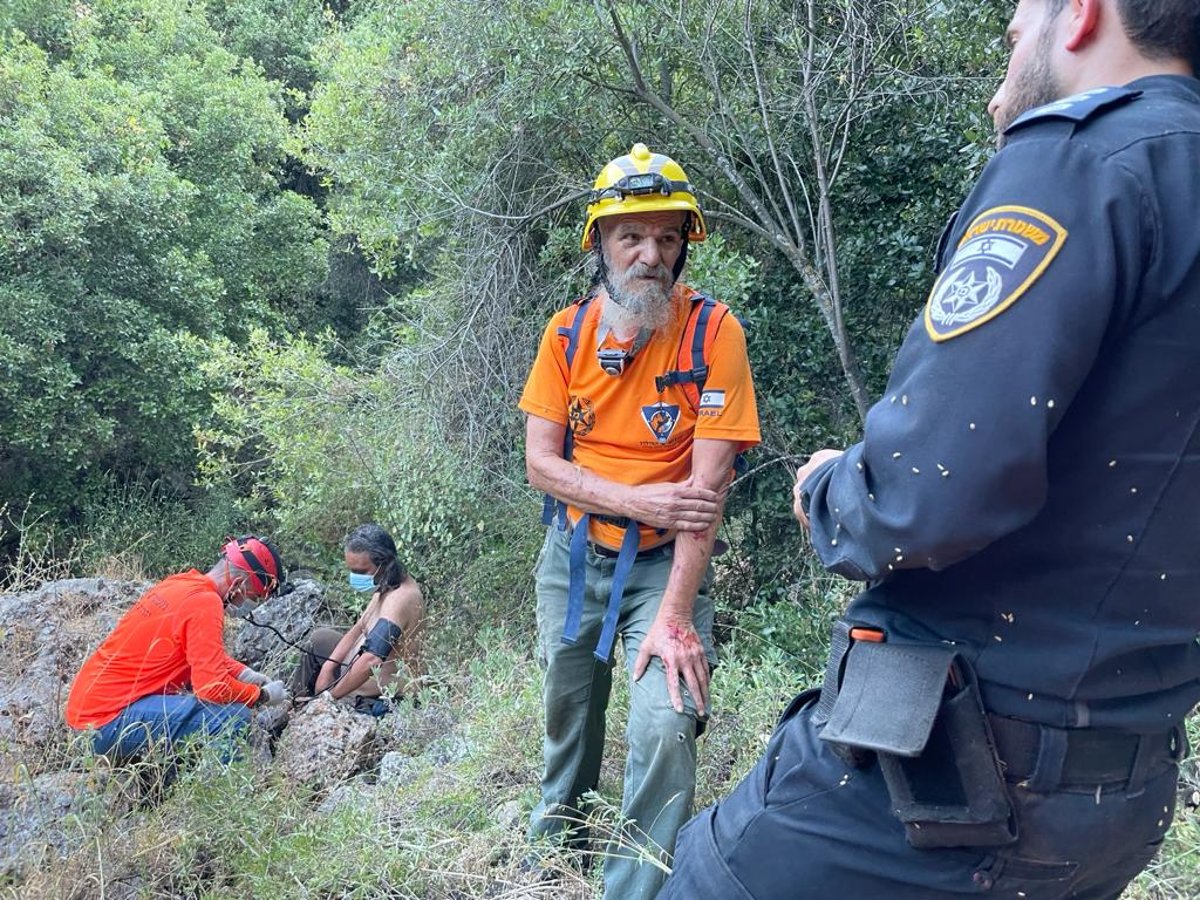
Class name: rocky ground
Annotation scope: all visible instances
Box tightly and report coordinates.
[0,577,511,892]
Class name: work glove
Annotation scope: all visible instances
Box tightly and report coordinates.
[257,680,290,707]
[237,666,271,686]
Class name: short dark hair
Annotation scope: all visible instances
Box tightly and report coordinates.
[1042,0,1197,62]
[1116,0,1199,62]
[344,523,407,591]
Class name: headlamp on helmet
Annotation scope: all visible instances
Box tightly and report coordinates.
[581,143,706,250]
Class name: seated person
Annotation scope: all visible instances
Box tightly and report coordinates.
[291,524,425,712]
[65,535,291,761]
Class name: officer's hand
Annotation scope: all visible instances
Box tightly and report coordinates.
[633,615,710,716]
[237,666,271,687]
[793,449,844,530]
[257,680,290,707]
[625,480,721,532]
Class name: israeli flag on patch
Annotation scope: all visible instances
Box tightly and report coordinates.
[699,390,725,410]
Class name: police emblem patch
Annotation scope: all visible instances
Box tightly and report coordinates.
[641,402,680,444]
[924,205,1067,342]
[568,396,595,436]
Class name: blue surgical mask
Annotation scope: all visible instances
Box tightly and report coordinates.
[348,572,376,593]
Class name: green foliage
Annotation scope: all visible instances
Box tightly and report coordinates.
[0,4,325,538]
[75,476,243,579]
[197,330,526,599]
[205,0,329,100]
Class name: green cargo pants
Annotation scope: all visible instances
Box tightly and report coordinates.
[529,523,717,900]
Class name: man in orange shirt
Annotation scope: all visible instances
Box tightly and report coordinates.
[520,143,760,898]
[66,536,290,761]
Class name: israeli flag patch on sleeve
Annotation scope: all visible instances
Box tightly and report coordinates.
[698,389,726,411]
[924,205,1067,342]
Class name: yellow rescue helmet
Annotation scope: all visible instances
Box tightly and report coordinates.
[581,143,707,250]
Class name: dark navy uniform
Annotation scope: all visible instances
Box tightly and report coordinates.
[663,75,1200,899]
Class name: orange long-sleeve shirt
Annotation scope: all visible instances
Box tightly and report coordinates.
[65,570,260,729]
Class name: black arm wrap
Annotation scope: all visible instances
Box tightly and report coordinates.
[361,617,404,659]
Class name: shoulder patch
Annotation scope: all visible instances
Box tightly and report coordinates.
[924,205,1067,342]
[1006,87,1141,134]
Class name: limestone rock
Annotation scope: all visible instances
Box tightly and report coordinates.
[229,577,328,673]
[0,578,146,769]
[273,696,378,789]
[0,769,106,882]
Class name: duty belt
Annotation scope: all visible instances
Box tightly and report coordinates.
[814,620,1186,792]
[987,714,1186,792]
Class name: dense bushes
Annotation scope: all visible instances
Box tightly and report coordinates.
[1,0,1002,593]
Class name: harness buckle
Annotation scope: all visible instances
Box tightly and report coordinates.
[597,346,629,376]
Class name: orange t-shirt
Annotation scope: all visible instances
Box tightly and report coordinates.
[520,284,761,549]
[65,570,260,729]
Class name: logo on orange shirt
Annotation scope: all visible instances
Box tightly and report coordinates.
[569,396,596,436]
[641,402,680,444]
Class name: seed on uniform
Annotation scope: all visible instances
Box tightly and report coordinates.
[912,467,920,474]
[1131,487,1138,494]
[936,463,946,471]
[1127,535,1134,543]
[868,493,876,501]
[856,462,864,471]
[941,470,951,478]
[1109,459,1117,467]
[895,555,904,562]
[890,395,897,403]
[894,547,903,553]
[993,635,1003,642]
[901,394,909,406]
[1030,396,1037,406]
[1160,573,1167,580]
[1002,612,1014,623]
[892,451,902,459]
[1027,693,1034,701]
[1134,620,1141,626]
[831,539,838,546]
[887,563,894,571]
[969,422,976,430]
[1047,399,1055,408]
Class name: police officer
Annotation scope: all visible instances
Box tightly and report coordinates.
[663,1,1199,897]
[520,144,760,898]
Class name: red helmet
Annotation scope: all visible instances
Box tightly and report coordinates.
[222,535,284,598]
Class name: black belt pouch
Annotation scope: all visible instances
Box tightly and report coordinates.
[820,639,1017,849]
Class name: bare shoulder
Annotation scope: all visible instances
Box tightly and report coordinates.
[378,576,425,628]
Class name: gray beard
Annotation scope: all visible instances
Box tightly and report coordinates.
[600,261,675,334]
[600,293,672,336]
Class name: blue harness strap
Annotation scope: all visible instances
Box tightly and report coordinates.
[653,293,723,399]
[594,520,642,663]
[561,512,591,646]
[560,514,643,664]
[542,297,594,528]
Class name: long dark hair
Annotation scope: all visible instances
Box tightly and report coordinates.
[344,524,407,592]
